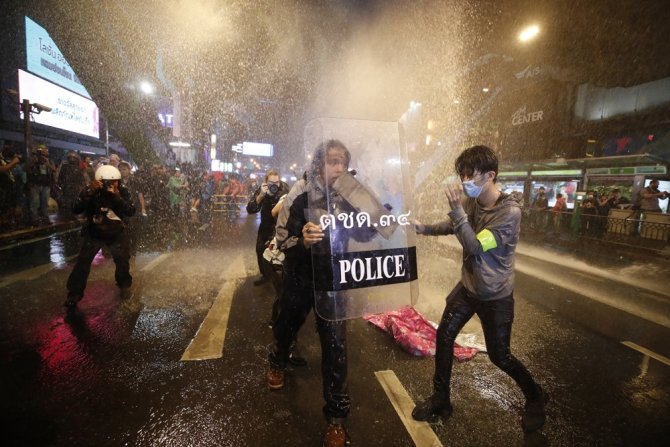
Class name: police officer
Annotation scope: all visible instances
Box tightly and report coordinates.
[246,169,289,285]
[65,165,136,309]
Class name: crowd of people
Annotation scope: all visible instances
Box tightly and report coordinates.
[0,142,254,234]
[527,185,670,235]
[3,139,668,446]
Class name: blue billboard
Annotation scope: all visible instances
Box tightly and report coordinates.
[25,16,92,99]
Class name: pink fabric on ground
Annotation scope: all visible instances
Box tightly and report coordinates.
[364,306,479,361]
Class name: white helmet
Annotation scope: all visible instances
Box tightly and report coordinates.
[95,165,122,181]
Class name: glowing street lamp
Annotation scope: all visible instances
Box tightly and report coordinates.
[140,81,154,95]
[518,24,540,43]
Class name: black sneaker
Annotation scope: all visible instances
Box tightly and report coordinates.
[63,297,78,309]
[288,341,306,367]
[288,353,307,367]
[253,276,269,286]
[119,287,133,300]
[522,386,549,432]
[412,394,453,423]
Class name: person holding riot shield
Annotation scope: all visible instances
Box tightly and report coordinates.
[412,145,548,433]
[267,140,377,447]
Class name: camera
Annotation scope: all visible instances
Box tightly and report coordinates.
[268,183,279,195]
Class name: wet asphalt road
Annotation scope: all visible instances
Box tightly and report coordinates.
[0,214,669,446]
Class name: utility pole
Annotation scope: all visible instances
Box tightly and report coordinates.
[22,99,33,157]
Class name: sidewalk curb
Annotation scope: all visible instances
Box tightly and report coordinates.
[0,218,85,247]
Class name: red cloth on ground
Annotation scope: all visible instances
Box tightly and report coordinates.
[364,306,479,361]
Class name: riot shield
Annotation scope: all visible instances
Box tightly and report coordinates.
[304,118,418,321]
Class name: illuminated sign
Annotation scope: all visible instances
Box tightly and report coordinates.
[25,16,91,99]
[498,171,528,178]
[586,166,667,176]
[242,142,273,157]
[512,105,544,126]
[530,169,582,176]
[19,69,99,139]
[158,113,174,127]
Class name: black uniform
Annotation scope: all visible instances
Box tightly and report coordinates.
[246,181,290,279]
[66,183,136,304]
[270,178,375,423]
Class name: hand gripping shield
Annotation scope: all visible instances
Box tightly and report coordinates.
[304,118,418,321]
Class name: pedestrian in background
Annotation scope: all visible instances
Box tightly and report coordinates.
[0,145,22,230]
[57,151,86,219]
[25,144,56,226]
[246,169,289,286]
[412,145,548,433]
[640,179,668,213]
[531,186,549,229]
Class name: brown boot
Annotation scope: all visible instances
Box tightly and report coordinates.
[323,423,350,447]
[266,367,284,390]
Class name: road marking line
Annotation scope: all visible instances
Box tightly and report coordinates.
[140,253,172,272]
[0,254,77,288]
[181,254,247,361]
[515,261,670,329]
[375,370,443,447]
[621,341,670,366]
[181,280,237,361]
[218,255,247,281]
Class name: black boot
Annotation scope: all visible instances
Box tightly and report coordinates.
[287,341,307,367]
[63,295,80,310]
[522,386,549,432]
[412,393,452,423]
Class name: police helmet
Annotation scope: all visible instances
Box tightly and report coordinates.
[95,165,122,181]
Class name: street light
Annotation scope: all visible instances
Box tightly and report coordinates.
[140,81,154,95]
[518,24,540,43]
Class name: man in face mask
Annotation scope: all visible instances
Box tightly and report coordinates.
[412,145,548,433]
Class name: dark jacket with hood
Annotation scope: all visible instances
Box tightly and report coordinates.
[420,192,521,300]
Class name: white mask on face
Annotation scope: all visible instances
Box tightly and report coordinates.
[462,179,484,198]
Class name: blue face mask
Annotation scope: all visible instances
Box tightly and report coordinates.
[462,179,484,198]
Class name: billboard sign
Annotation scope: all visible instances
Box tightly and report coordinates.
[19,69,100,139]
[25,16,92,99]
[242,141,273,157]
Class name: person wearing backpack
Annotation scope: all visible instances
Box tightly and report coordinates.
[64,165,136,309]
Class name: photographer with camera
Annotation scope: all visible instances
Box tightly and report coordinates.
[25,144,56,226]
[246,169,289,286]
[64,165,136,309]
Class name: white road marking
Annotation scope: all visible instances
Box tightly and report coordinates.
[140,253,172,272]
[621,341,670,366]
[515,260,670,329]
[375,370,443,447]
[0,255,77,289]
[181,255,248,361]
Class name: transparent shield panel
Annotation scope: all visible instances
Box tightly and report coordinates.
[304,118,418,321]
